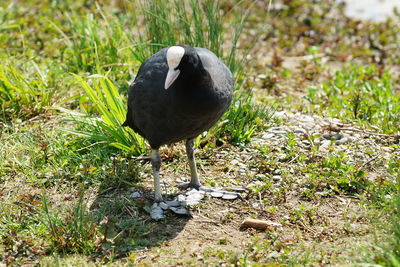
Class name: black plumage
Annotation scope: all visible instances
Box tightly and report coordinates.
[123,44,233,202]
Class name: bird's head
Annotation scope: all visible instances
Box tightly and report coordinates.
[164,45,201,89]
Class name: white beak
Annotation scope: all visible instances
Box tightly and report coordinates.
[164,68,180,89]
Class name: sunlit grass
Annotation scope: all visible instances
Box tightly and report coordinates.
[306,65,400,134]
[0,62,58,120]
[61,74,145,154]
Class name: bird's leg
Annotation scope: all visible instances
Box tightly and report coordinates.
[151,149,163,202]
[185,138,201,189]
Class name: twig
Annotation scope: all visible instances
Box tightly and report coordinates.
[339,127,399,137]
[357,154,381,171]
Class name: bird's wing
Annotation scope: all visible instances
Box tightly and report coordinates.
[195,47,234,90]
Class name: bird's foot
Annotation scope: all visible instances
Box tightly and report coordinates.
[149,199,192,220]
[177,181,201,190]
[154,195,164,203]
[150,202,165,220]
[176,185,244,206]
[148,186,245,220]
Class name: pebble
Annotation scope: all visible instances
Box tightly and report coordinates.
[322,133,332,140]
[185,199,201,206]
[262,133,275,139]
[129,192,142,198]
[269,126,282,131]
[228,186,246,192]
[272,175,282,181]
[186,192,204,201]
[159,202,169,210]
[293,128,306,134]
[302,140,311,146]
[165,200,181,207]
[147,185,243,219]
[210,191,224,198]
[199,186,214,192]
[332,133,343,140]
[335,137,349,145]
[150,203,165,220]
[272,130,287,135]
[222,193,239,200]
[186,189,199,196]
[230,159,240,165]
[176,195,186,202]
[169,207,191,216]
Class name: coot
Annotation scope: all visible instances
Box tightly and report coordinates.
[123,45,233,202]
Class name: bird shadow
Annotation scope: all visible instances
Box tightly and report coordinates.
[89,182,190,259]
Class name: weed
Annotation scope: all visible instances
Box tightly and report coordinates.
[300,152,369,199]
[141,0,248,73]
[214,93,274,145]
[371,158,400,266]
[62,74,145,154]
[306,65,400,134]
[41,192,100,254]
[0,63,57,120]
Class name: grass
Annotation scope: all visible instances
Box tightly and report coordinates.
[62,74,145,154]
[41,192,99,254]
[371,157,400,266]
[0,62,58,121]
[306,65,400,134]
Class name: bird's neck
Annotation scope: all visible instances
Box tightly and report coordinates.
[180,68,214,92]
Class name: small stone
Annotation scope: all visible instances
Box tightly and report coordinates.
[320,139,331,148]
[159,202,169,210]
[294,128,306,134]
[222,193,239,200]
[272,130,287,135]
[176,194,186,202]
[210,191,224,198]
[230,159,240,165]
[302,140,311,146]
[332,133,343,140]
[185,199,201,206]
[272,175,282,181]
[176,177,186,183]
[150,204,165,220]
[335,137,349,145]
[186,189,199,196]
[269,126,282,131]
[186,192,204,201]
[199,186,214,192]
[262,133,275,139]
[170,207,191,216]
[228,186,246,192]
[129,192,142,198]
[165,200,181,207]
[322,133,331,140]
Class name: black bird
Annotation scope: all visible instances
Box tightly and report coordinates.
[123,45,233,202]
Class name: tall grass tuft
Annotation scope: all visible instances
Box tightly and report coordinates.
[52,8,140,84]
[41,192,100,254]
[306,65,400,134]
[140,0,248,73]
[217,93,274,145]
[0,62,56,120]
[62,74,145,154]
